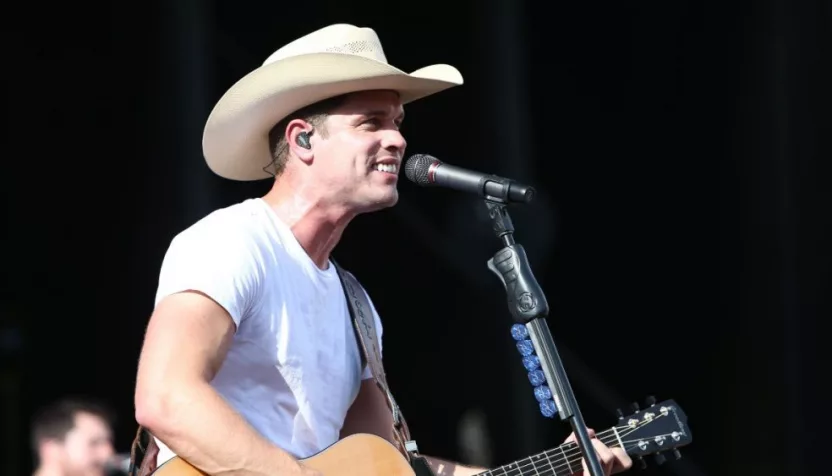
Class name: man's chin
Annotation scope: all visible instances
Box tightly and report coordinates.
[356,191,399,214]
[377,189,399,209]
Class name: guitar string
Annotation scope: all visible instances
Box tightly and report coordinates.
[488,432,682,476]
[484,418,670,476]
[543,419,656,471]
[479,414,675,476]
[485,424,678,476]
[550,413,674,468]
[481,429,676,476]
[479,427,622,476]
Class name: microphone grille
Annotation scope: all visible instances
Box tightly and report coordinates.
[404,154,440,186]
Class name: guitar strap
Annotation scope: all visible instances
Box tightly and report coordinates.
[332,261,421,463]
[128,425,156,476]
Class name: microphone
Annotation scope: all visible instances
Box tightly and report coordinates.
[404,154,535,204]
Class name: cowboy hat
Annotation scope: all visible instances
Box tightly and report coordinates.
[202,23,464,181]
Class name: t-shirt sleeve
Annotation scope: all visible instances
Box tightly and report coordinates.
[361,293,384,380]
[154,220,264,329]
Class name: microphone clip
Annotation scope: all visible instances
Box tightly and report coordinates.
[484,199,516,246]
[481,174,516,205]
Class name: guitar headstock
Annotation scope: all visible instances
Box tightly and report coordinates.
[613,397,692,467]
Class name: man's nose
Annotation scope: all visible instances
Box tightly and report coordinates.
[383,129,407,153]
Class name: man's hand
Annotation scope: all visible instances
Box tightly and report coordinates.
[565,428,632,476]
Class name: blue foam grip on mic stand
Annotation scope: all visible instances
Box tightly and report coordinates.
[512,324,559,418]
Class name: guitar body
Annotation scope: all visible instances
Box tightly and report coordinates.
[151,433,418,476]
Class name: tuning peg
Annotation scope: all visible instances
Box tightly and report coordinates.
[630,402,640,413]
[635,455,646,469]
[616,408,624,419]
[672,449,682,460]
[645,395,656,407]
[653,453,666,465]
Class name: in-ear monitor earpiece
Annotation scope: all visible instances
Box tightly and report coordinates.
[297,131,312,149]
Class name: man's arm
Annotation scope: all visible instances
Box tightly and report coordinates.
[134,290,316,476]
[340,380,487,476]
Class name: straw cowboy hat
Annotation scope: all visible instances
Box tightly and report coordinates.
[202,23,464,181]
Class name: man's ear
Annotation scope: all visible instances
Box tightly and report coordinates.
[286,119,314,164]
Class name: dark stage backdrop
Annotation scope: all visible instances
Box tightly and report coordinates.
[4,1,829,475]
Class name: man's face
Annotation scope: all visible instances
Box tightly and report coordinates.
[309,90,407,213]
[53,412,114,476]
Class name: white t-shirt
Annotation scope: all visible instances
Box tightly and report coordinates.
[150,198,383,466]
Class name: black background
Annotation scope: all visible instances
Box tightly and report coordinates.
[4,1,830,475]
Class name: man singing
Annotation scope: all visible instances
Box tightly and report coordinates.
[133,23,631,476]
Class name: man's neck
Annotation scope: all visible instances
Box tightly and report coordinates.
[262,183,355,270]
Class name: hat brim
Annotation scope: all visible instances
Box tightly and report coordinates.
[202,52,463,181]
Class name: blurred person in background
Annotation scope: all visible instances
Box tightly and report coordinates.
[31,397,117,476]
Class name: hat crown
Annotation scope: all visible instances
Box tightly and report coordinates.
[263,24,388,67]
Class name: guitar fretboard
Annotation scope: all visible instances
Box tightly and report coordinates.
[476,426,624,476]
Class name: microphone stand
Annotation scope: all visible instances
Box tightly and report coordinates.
[483,195,606,476]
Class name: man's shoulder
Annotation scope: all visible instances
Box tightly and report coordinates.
[172,198,266,246]
[153,199,274,310]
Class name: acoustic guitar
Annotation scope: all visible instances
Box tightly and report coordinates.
[150,397,692,476]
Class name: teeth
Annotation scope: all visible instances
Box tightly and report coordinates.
[374,163,397,174]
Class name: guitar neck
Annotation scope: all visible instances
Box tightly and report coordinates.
[475,400,692,476]
[476,425,624,476]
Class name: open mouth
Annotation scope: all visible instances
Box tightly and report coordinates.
[373,163,398,174]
